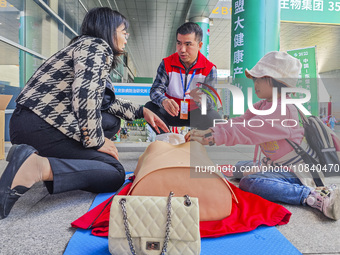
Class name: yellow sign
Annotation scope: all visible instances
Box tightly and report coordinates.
[210,1,233,19]
[0,0,13,7]
[212,6,232,15]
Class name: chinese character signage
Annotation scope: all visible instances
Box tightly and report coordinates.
[287,47,318,116]
[114,86,151,96]
[281,0,340,24]
[231,0,246,82]
[229,0,280,117]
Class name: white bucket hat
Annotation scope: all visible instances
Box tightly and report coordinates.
[245,51,302,88]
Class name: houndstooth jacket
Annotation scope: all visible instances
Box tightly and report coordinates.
[16,36,143,149]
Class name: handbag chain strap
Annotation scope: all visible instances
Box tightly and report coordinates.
[119,191,175,255]
[162,191,174,255]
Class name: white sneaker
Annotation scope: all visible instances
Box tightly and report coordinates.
[306,184,340,220]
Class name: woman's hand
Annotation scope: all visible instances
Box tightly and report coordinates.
[143,107,170,134]
[185,129,214,145]
[98,137,119,160]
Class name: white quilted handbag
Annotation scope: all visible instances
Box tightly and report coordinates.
[108,192,200,255]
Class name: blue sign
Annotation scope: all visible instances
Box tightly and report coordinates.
[114,86,151,96]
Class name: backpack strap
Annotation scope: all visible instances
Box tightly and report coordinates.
[293,106,309,125]
[285,139,324,187]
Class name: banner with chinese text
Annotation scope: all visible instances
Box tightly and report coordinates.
[287,47,318,116]
[230,0,280,117]
[280,0,340,25]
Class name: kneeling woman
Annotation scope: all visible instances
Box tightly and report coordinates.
[0,7,168,219]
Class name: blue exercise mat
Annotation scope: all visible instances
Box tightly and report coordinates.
[64,187,301,255]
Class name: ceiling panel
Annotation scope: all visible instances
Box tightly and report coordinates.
[114,0,192,77]
[1,0,339,79]
[114,0,220,78]
[101,0,340,77]
[280,22,340,74]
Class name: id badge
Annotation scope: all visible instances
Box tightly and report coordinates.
[180,100,188,120]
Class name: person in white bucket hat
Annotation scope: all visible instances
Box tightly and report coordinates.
[187,51,340,220]
[245,51,301,88]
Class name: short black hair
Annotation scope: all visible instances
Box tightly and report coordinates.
[70,7,129,70]
[176,22,203,42]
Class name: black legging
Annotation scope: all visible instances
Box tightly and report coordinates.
[9,105,124,194]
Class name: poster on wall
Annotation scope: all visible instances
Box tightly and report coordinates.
[287,46,318,116]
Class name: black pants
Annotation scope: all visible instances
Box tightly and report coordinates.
[9,105,124,194]
[145,101,221,134]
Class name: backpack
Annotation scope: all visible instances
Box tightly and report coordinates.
[289,109,340,179]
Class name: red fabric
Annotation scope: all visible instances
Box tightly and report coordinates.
[200,182,291,237]
[72,177,291,238]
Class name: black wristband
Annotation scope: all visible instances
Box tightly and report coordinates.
[204,132,214,146]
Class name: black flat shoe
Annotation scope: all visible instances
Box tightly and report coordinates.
[0,144,38,219]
